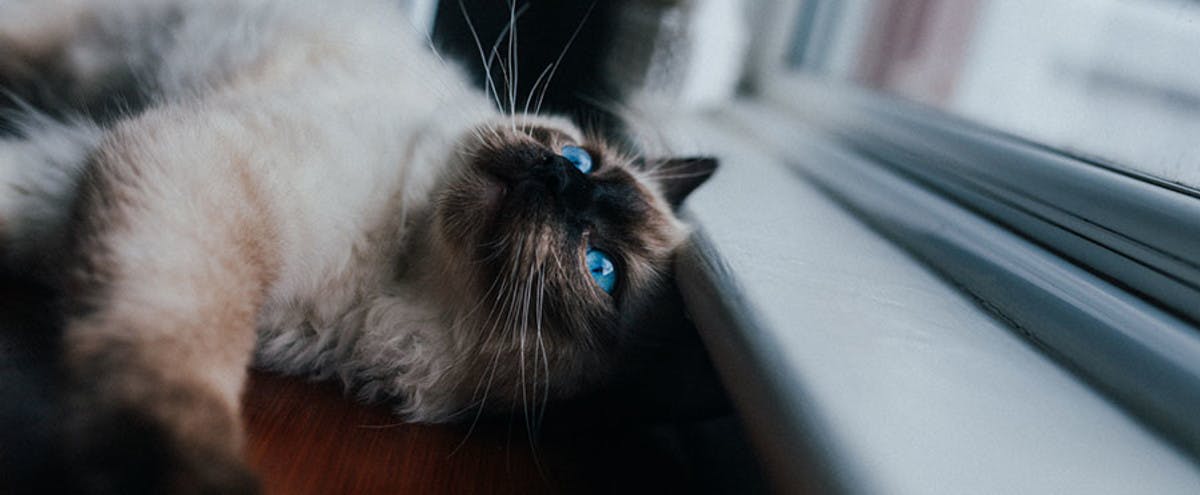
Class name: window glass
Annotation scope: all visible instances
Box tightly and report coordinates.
[789,0,1200,189]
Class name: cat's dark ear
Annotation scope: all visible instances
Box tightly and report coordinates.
[651,157,718,209]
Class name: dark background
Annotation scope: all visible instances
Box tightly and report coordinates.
[432,0,631,138]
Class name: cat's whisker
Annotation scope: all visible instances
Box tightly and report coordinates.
[532,60,558,119]
[451,356,506,451]
[449,353,501,455]
[518,263,534,428]
[478,277,518,372]
[471,106,505,146]
[478,4,517,120]
[485,122,504,143]
[524,63,555,119]
[479,3,529,118]
[458,267,508,322]
[483,46,517,124]
[455,257,519,432]
[467,124,500,150]
[450,285,513,455]
[534,266,550,433]
[455,242,527,425]
[477,240,526,352]
[486,255,530,434]
[457,0,506,113]
[518,262,545,470]
[475,236,512,264]
[466,116,498,142]
[474,269,524,448]
[533,1,597,119]
[465,124,492,149]
[491,47,513,117]
[508,0,519,133]
[406,31,497,129]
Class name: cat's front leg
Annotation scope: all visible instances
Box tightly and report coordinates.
[60,134,279,494]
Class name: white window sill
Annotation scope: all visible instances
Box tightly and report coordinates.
[660,107,1200,494]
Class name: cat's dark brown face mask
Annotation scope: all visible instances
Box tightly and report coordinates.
[428,116,717,418]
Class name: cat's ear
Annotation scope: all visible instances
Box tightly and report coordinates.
[650,157,719,209]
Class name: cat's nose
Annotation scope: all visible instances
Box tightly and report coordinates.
[530,155,593,210]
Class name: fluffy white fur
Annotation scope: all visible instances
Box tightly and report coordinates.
[1,0,503,420]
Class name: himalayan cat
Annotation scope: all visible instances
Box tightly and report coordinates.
[0,0,716,492]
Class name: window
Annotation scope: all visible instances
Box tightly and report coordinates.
[669,0,1200,492]
[784,0,1200,190]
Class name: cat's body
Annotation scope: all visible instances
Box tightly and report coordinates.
[0,0,715,492]
[3,0,494,420]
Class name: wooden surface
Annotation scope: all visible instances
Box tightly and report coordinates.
[243,371,688,495]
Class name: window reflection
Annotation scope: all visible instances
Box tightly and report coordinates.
[791,0,1200,188]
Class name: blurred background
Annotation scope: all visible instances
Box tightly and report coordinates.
[427,0,749,138]
[777,0,1200,190]
[415,0,1200,189]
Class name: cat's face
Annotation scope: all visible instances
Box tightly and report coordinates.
[424,115,716,420]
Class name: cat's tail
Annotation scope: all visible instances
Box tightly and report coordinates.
[0,106,103,279]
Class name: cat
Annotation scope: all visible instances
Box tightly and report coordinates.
[0,0,717,492]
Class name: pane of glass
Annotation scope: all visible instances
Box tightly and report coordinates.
[789,0,1200,189]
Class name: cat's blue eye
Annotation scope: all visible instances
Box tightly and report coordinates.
[561,145,593,174]
[585,248,617,294]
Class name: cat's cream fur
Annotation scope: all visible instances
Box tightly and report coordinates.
[0,0,715,492]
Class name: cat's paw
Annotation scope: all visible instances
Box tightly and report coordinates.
[68,406,261,495]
